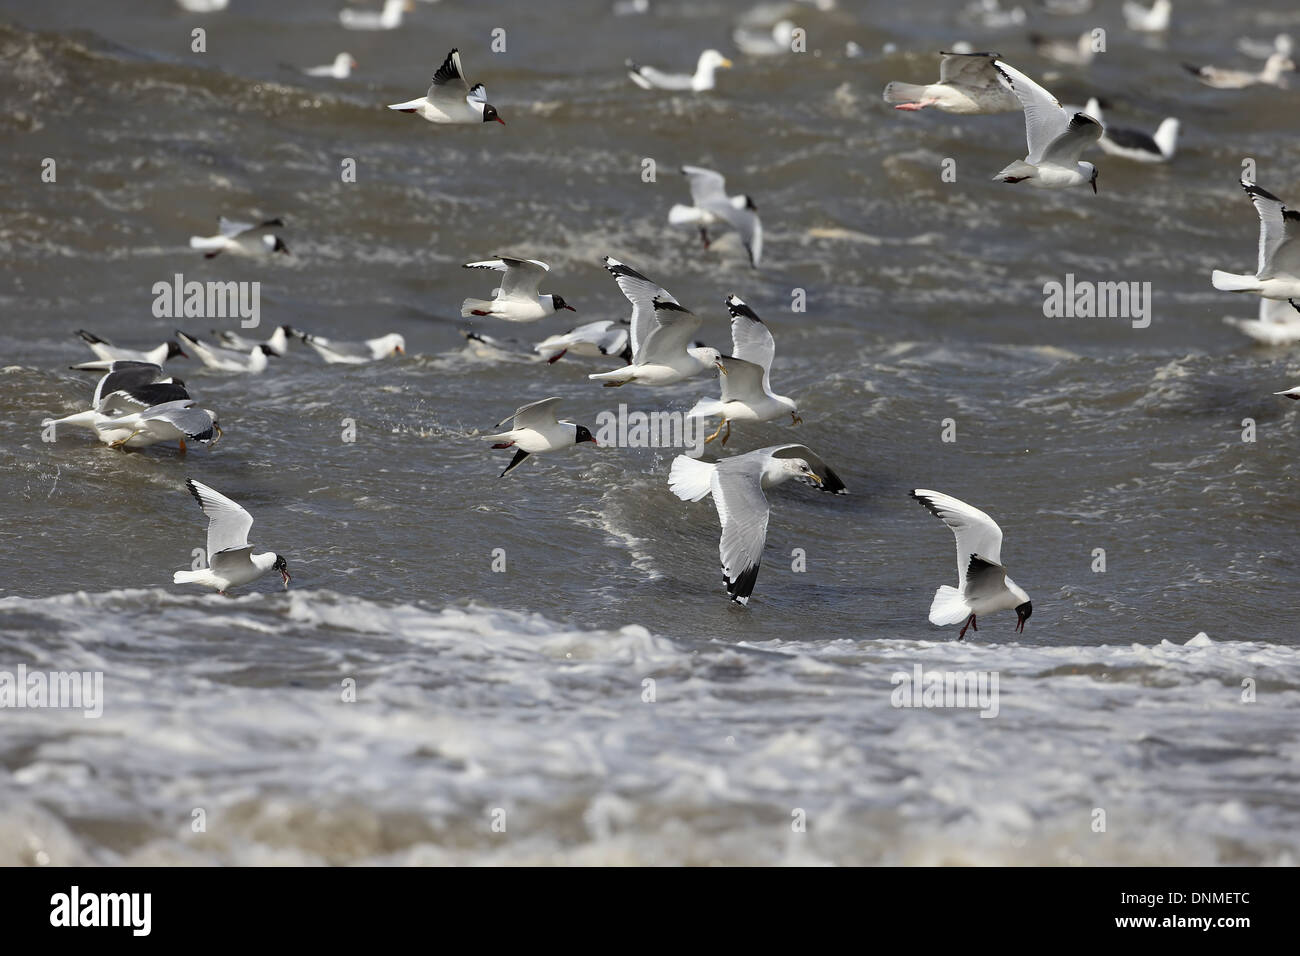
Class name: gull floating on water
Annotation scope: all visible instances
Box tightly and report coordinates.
[669,444,846,605]
[1029,32,1096,67]
[304,53,358,79]
[189,217,290,259]
[992,60,1101,192]
[483,397,598,477]
[44,365,219,452]
[176,0,229,11]
[911,489,1032,639]
[461,256,574,321]
[1082,98,1178,163]
[733,20,797,57]
[388,49,504,125]
[1183,52,1294,89]
[883,51,1020,113]
[174,479,290,594]
[1211,181,1300,309]
[1122,0,1171,33]
[533,320,631,364]
[1236,33,1292,61]
[627,50,732,91]
[340,0,412,31]
[299,330,406,364]
[688,295,799,445]
[75,330,187,368]
[176,330,274,373]
[669,166,762,268]
[214,324,295,357]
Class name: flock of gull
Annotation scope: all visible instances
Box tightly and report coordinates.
[39,0,1300,633]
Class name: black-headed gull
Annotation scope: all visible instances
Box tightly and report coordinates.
[75,330,187,367]
[299,330,405,364]
[1082,99,1178,163]
[689,295,799,445]
[482,397,598,477]
[992,60,1101,192]
[1236,33,1292,61]
[911,489,1031,639]
[214,324,295,357]
[1224,298,1300,345]
[669,444,846,606]
[461,257,574,321]
[304,53,358,79]
[388,49,504,125]
[176,0,229,11]
[669,166,762,268]
[340,0,412,31]
[173,480,289,594]
[533,320,631,364]
[733,20,797,58]
[626,50,732,91]
[1029,32,1096,66]
[883,51,1020,113]
[189,217,290,259]
[176,330,274,373]
[589,299,724,387]
[1123,0,1170,33]
[1183,52,1294,89]
[1212,181,1300,308]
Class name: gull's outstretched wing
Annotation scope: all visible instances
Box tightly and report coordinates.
[603,256,679,363]
[911,489,1005,587]
[500,396,563,431]
[427,49,472,107]
[994,60,1069,164]
[187,479,254,557]
[637,301,703,364]
[710,458,771,605]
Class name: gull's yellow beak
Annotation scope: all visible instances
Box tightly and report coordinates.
[720,58,734,69]
[716,360,728,375]
[212,424,223,445]
[808,471,823,486]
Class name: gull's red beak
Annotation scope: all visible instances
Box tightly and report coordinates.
[496,117,506,125]
[563,304,576,311]
[281,569,292,588]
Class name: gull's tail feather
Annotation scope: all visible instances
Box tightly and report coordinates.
[882,81,928,105]
[626,60,654,90]
[387,99,423,112]
[188,236,224,250]
[687,398,726,420]
[1153,118,1179,158]
[588,367,633,384]
[42,411,100,433]
[668,203,704,225]
[928,585,971,627]
[1212,270,1263,293]
[461,298,496,317]
[668,455,715,502]
[173,569,205,585]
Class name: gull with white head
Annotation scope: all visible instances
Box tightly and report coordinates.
[626,49,732,91]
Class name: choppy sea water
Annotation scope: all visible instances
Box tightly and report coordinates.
[2,0,1299,864]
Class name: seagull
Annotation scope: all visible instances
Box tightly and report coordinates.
[482,397,598,477]
[533,319,631,364]
[189,217,290,259]
[1183,52,1294,89]
[626,49,733,91]
[733,20,797,57]
[214,324,295,357]
[1236,33,1292,61]
[668,444,846,605]
[176,0,229,11]
[74,330,187,368]
[1122,0,1171,33]
[460,329,540,363]
[87,361,189,414]
[304,53,358,78]
[93,400,222,452]
[1029,32,1096,67]
[461,256,574,321]
[1276,385,1300,400]
[962,0,1026,29]
[44,362,211,451]
[1225,298,1300,345]
[1211,181,1300,308]
[1082,98,1178,163]
[669,166,762,268]
[992,60,1101,191]
[911,489,1032,639]
[339,0,412,31]
[592,283,733,385]
[173,480,290,595]
[689,295,799,445]
[176,330,274,373]
[298,330,406,364]
[882,50,1021,113]
[388,49,504,125]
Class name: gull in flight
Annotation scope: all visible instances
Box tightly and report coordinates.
[176,330,275,373]
[1212,182,1300,309]
[992,60,1101,191]
[299,331,406,364]
[669,444,847,605]
[173,480,290,594]
[626,50,732,92]
[1183,52,1294,89]
[1123,0,1171,33]
[533,319,631,364]
[689,295,799,445]
[388,49,504,125]
[588,260,725,386]
[669,166,762,268]
[304,53,358,79]
[1082,99,1178,163]
[214,324,295,357]
[74,330,187,369]
[340,0,412,31]
[482,397,598,477]
[911,489,1032,639]
[461,256,575,321]
[882,51,1020,113]
[1224,298,1300,345]
[189,217,290,259]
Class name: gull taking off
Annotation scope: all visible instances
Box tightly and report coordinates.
[626,50,732,91]
[882,51,1020,113]
[1212,181,1300,309]
[688,295,799,445]
[388,49,504,125]
[189,217,290,259]
[669,166,762,268]
[669,445,846,605]
[911,489,1032,639]
[1082,99,1178,163]
[992,60,1101,191]
[173,480,290,594]
[483,397,598,477]
[589,298,725,387]
[461,257,575,321]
